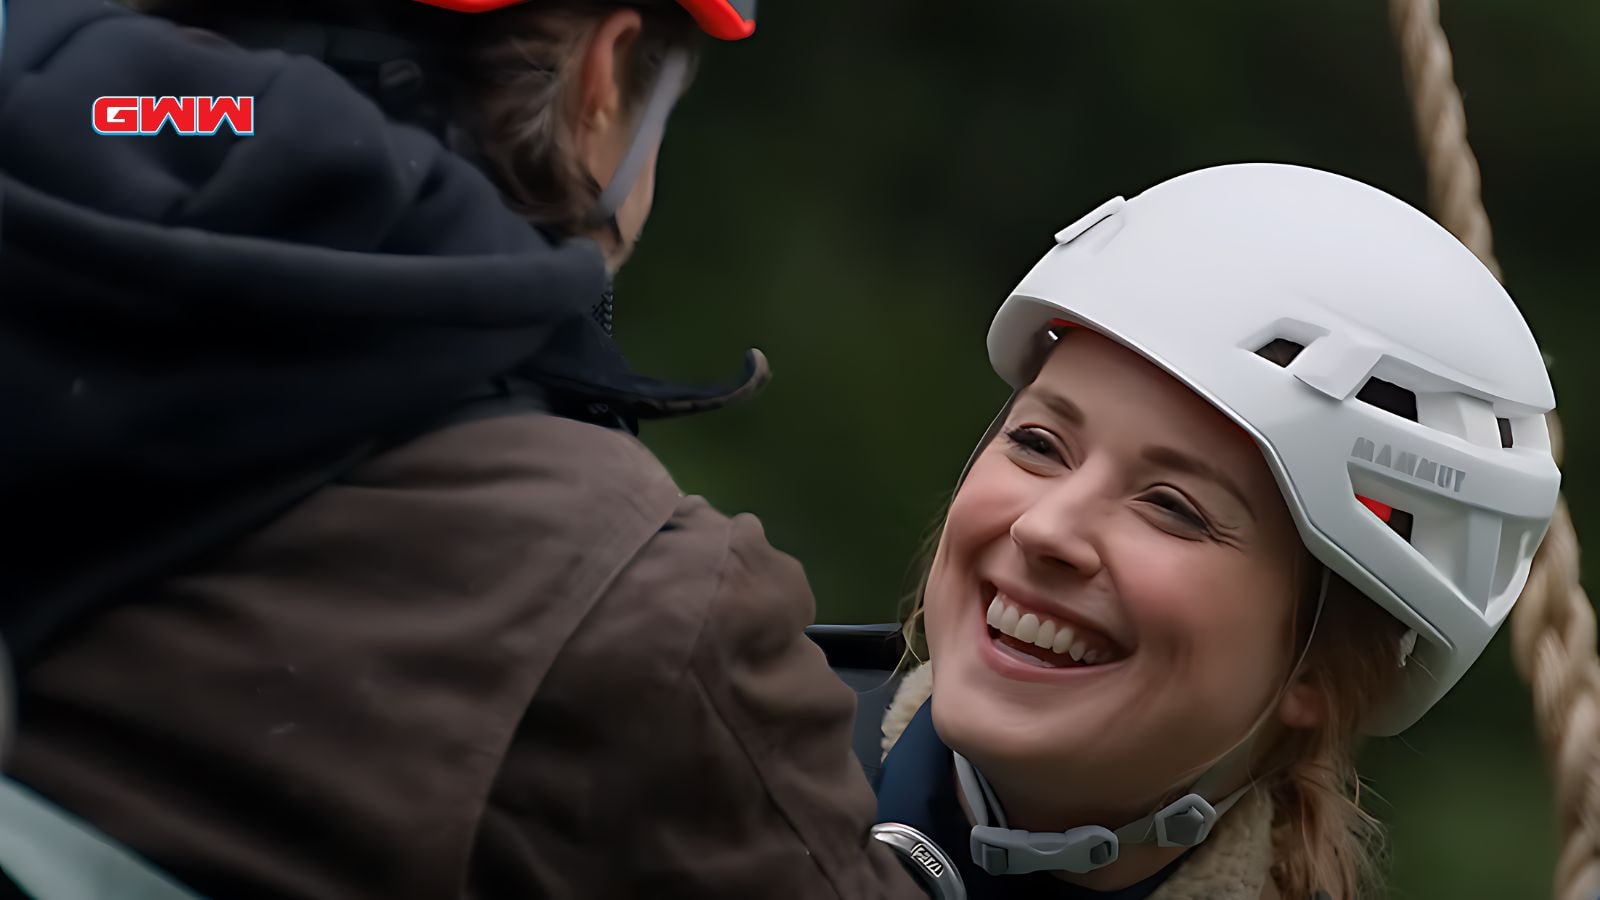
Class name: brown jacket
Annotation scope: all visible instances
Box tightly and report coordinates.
[13,412,924,900]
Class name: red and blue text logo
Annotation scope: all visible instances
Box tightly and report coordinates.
[92,96,255,136]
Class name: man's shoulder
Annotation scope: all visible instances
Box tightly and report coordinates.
[370,410,779,577]
[371,411,685,514]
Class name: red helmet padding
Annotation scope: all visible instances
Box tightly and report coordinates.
[1356,494,1394,523]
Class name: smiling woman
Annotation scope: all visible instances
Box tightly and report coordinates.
[875,163,1562,900]
[918,331,1407,899]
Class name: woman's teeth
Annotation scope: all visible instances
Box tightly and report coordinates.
[986,595,1119,665]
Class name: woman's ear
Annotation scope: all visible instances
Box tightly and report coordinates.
[574,9,644,162]
[1277,672,1327,730]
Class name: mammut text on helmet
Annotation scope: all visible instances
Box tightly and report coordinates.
[1351,437,1467,493]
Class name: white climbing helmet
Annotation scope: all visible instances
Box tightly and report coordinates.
[987,162,1560,735]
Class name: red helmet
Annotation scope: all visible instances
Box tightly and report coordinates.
[411,0,756,41]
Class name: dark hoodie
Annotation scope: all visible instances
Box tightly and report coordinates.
[0,3,920,899]
[0,0,756,661]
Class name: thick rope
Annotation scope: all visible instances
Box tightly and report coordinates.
[1388,2,1600,898]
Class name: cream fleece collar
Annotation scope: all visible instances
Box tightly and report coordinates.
[877,664,1278,900]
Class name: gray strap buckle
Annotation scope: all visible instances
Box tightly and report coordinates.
[1149,793,1220,848]
[969,823,1118,875]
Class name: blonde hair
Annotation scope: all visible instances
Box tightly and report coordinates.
[1263,572,1407,899]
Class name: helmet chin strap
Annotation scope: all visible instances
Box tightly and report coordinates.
[955,567,1332,877]
[581,47,692,238]
[575,47,688,328]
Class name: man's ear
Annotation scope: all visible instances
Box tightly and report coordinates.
[575,9,644,144]
[1277,672,1327,730]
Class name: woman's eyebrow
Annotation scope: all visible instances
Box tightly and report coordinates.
[1029,389,1086,427]
[1142,445,1257,521]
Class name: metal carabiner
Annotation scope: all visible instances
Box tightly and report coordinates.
[871,822,966,900]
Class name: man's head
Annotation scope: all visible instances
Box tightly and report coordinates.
[440,0,699,271]
[127,0,754,270]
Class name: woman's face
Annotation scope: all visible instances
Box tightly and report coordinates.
[923,330,1310,827]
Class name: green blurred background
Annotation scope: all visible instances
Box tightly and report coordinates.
[617,2,1597,896]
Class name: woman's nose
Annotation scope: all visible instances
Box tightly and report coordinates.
[1008,482,1106,576]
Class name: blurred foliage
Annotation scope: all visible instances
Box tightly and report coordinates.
[617,1,1597,896]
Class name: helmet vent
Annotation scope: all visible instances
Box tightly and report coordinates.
[1498,418,1514,449]
[1356,494,1416,542]
[1255,339,1305,367]
[1389,508,1416,541]
[1351,375,1420,544]
[1355,377,1419,422]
